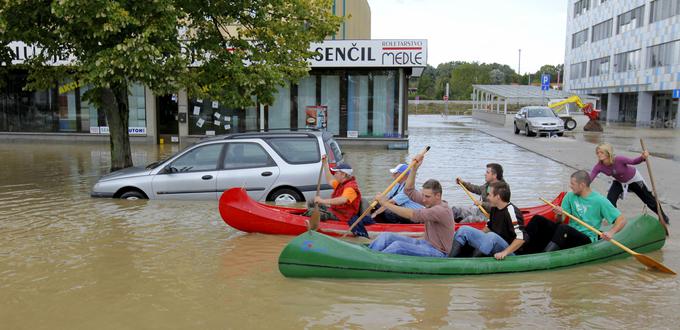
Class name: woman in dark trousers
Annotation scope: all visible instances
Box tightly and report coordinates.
[590,142,669,224]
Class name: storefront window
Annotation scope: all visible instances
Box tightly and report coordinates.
[347,74,369,136]
[80,82,146,134]
[268,83,290,130]
[188,96,258,135]
[296,76,316,129]
[373,71,398,137]
[321,75,340,135]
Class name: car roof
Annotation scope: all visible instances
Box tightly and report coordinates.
[197,129,331,143]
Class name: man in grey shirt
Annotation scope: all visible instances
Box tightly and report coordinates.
[368,154,455,257]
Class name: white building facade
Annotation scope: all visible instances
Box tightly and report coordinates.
[564,0,680,128]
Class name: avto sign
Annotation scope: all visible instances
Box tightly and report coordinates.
[309,39,427,67]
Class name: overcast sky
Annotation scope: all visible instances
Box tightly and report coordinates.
[367,0,568,74]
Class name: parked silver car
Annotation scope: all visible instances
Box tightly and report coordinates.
[91,131,343,202]
[514,106,564,137]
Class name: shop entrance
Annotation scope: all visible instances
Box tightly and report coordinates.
[156,94,178,144]
[653,93,678,128]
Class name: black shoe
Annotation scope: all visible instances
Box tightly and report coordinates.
[543,241,561,252]
[471,248,488,258]
[448,240,463,258]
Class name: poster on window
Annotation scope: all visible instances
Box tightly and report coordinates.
[305,105,327,130]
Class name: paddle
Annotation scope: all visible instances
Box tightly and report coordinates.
[640,139,669,236]
[457,181,490,219]
[539,197,675,275]
[308,155,326,231]
[343,146,431,237]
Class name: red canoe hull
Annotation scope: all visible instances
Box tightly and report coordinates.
[218,188,565,237]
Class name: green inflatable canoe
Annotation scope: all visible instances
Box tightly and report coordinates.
[278,214,666,279]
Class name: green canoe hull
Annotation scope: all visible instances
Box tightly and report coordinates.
[278,214,666,279]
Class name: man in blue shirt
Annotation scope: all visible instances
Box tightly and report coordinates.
[371,163,424,224]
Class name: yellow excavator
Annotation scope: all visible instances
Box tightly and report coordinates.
[548,95,603,132]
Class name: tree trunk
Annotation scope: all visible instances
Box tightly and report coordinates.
[101,83,133,172]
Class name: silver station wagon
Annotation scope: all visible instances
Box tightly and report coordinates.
[514,106,565,137]
[91,131,343,202]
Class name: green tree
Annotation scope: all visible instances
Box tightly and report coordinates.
[449,62,489,100]
[1,0,341,171]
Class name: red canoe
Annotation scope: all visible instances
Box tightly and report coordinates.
[219,187,566,237]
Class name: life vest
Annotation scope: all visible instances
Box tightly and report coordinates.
[330,177,362,222]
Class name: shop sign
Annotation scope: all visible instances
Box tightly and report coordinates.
[90,127,147,135]
[4,41,75,65]
[309,39,427,68]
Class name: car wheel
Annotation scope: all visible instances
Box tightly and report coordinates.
[564,119,577,131]
[269,188,303,204]
[120,190,146,200]
[514,123,520,134]
[524,125,531,137]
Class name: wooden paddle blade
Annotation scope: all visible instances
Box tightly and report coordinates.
[634,254,676,274]
[308,206,321,231]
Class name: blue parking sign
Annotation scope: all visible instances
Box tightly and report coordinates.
[541,74,551,91]
[673,89,680,98]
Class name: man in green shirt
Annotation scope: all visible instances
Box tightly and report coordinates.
[523,170,627,253]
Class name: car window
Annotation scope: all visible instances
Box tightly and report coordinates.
[171,144,223,172]
[324,139,343,163]
[223,142,275,169]
[267,138,320,164]
[528,108,555,118]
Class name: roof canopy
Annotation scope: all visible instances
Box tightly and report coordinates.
[472,84,597,105]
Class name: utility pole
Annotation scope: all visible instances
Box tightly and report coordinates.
[518,49,521,76]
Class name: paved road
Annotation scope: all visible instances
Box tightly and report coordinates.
[477,124,680,223]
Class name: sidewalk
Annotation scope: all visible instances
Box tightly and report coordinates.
[477,123,680,217]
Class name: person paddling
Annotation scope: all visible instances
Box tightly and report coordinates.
[368,154,455,257]
[523,170,627,253]
[590,142,669,224]
[371,163,424,224]
[302,159,361,223]
[449,181,527,259]
[453,163,508,223]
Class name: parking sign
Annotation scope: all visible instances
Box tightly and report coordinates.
[541,74,551,91]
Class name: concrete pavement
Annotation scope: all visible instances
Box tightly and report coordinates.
[475,123,679,226]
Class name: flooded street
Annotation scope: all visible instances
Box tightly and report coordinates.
[1,115,679,329]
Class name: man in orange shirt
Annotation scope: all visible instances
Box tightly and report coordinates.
[303,159,362,222]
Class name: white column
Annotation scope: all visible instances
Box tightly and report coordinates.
[144,86,157,142]
[259,103,265,130]
[606,93,620,122]
[496,96,500,113]
[636,91,653,127]
[504,98,508,114]
[472,88,477,110]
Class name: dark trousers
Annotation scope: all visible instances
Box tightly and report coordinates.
[523,215,591,254]
[607,181,669,223]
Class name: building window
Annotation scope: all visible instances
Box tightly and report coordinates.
[650,0,680,23]
[572,29,589,49]
[592,19,613,42]
[614,49,641,72]
[570,61,588,80]
[188,97,257,135]
[647,40,680,68]
[574,0,590,17]
[590,56,610,76]
[617,5,645,34]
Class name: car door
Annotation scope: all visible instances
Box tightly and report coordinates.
[215,141,280,201]
[151,143,225,200]
[515,109,526,127]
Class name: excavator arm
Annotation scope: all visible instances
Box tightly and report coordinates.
[548,95,600,121]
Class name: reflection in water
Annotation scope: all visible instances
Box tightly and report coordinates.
[0,115,679,328]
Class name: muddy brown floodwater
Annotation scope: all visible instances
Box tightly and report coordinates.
[1,115,678,328]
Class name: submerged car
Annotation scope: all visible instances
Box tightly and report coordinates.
[91,131,343,202]
[514,106,565,137]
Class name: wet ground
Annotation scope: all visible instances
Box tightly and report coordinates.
[1,115,679,328]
